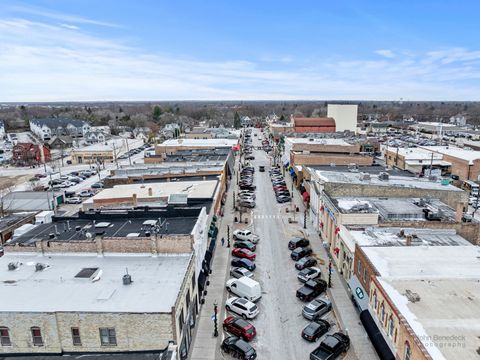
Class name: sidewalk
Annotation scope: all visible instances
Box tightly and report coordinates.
[285,174,378,360]
[189,171,236,360]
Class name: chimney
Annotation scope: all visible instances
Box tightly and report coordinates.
[148,187,153,196]
[405,235,413,246]
[132,193,138,206]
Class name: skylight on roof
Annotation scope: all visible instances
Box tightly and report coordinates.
[95,222,111,228]
[75,267,99,279]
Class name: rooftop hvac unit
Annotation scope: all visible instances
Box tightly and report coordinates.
[378,172,389,181]
[8,262,18,271]
[35,263,47,272]
[123,274,133,285]
[360,173,371,181]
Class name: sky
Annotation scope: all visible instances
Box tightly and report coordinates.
[1,0,480,101]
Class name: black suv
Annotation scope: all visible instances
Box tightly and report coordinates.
[288,237,310,250]
[296,279,328,301]
[221,336,257,360]
[291,246,313,261]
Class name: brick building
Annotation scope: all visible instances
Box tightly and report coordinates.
[291,115,336,133]
[12,143,51,166]
[352,244,480,360]
[1,207,216,359]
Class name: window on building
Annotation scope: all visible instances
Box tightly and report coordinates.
[380,303,385,323]
[31,327,43,346]
[363,267,367,282]
[388,317,394,337]
[372,291,378,310]
[178,308,185,334]
[357,261,361,275]
[404,342,411,360]
[99,328,117,346]
[0,327,11,346]
[192,271,196,290]
[71,327,81,346]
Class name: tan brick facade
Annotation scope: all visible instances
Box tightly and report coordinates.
[292,152,373,166]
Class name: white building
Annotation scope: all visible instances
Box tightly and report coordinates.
[0,119,5,139]
[327,104,358,132]
[30,118,90,141]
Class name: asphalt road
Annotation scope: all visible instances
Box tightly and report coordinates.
[224,129,340,359]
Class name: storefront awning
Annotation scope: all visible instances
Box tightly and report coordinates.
[360,310,395,360]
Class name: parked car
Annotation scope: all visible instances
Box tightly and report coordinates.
[226,277,262,302]
[309,332,350,360]
[302,319,331,342]
[234,241,256,252]
[259,166,265,172]
[296,279,328,302]
[65,197,82,204]
[302,298,332,320]
[91,182,104,189]
[225,297,259,320]
[230,267,254,279]
[34,173,47,178]
[291,246,313,261]
[64,190,76,198]
[223,316,257,341]
[233,230,260,244]
[288,237,310,250]
[221,336,257,360]
[295,256,317,270]
[298,267,321,283]
[78,190,95,197]
[232,248,256,261]
[231,258,256,272]
[238,200,256,208]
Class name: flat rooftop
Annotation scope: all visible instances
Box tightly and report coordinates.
[285,137,352,146]
[334,197,457,221]
[386,147,443,160]
[113,164,224,177]
[363,245,480,360]
[0,252,191,313]
[421,145,480,165]
[7,208,201,245]
[160,138,238,147]
[308,165,414,177]
[314,170,462,191]
[0,212,35,231]
[351,227,471,247]
[90,180,218,202]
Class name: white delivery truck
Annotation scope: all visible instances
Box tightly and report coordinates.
[226,276,262,302]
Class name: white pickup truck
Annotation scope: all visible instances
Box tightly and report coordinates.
[233,230,260,244]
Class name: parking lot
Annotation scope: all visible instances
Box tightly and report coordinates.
[219,128,349,359]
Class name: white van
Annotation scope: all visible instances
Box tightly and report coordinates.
[226,277,262,302]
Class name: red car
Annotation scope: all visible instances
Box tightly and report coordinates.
[232,248,256,261]
[223,316,257,341]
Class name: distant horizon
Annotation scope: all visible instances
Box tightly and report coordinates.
[1,1,480,101]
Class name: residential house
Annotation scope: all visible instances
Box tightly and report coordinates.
[12,143,51,166]
[30,118,90,141]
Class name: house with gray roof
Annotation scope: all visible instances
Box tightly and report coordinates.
[30,118,90,141]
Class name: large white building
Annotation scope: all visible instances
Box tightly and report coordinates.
[327,104,358,132]
[30,118,90,141]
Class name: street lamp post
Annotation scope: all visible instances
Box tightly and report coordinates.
[213,300,218,337]
[328,261,332,288]
[227,225,230,248]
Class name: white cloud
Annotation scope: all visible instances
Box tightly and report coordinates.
[60,23,80,30]
[0,17,479,101]
[375,49,396,58]
[8,4,120,28]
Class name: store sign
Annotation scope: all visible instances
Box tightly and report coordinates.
[356,287,365,299]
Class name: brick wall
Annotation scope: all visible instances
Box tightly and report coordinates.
[0,312,173,354]
[291,143,361,153]
[5,234,194,255]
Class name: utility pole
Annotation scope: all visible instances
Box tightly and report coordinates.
[125,138,132,166]
[428,151,434,177]
[304,209,307,229]
[233,192,236,210]
[112,141,119,169]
